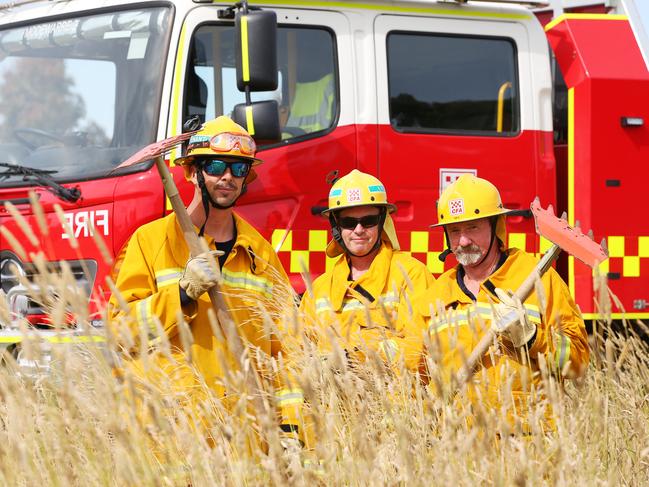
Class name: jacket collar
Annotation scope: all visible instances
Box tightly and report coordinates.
[327,243,394,311]
[230,213,271,275]
[166,211,269,274]
[480,247,522,290]
[428,248,521,315]
[456,249,509,301]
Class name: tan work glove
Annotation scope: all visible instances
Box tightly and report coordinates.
[178,250,223,300]
[491,287,536,348]
[280,436,304,453]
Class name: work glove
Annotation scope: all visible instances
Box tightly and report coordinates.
[491,287,536,348]
[282,436,325,475]
[178,250,223,300]
[280,436,304,454]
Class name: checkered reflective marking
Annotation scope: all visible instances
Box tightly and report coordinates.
[507,233,648,278]
[272,229,447,275]
[272,229,647,279]
[594,236,649,278]
[272,229,335,273]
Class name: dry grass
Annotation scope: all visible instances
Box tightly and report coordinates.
[1,215,648,485]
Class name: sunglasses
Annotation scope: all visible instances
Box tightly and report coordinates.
[201,159,251,178]
[210,132,256,155]
[337,214,382,230]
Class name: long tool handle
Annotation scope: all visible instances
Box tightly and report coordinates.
[154,157,234,323]
[153,158,267,413]
[513,244,561,301]
[455,244,562,386]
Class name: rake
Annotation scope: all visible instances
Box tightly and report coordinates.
[455,197,608,386]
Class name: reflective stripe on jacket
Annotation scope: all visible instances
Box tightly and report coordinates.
[299,242,434,362]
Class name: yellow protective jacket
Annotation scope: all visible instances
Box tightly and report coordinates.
[403,248,589,432]
[286,73,335,134]
[299,242,434,363]
[109,212,305,441]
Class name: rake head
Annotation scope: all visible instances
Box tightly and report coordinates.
[530,197,608,268]
[115,131,197,169]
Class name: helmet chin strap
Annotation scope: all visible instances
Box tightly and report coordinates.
[439,231,453,262]
[330,208,387,258]
[472,217,498,267]
[196,170,245,236]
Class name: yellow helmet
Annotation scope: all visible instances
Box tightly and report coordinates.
[322,169,397,216]
[431,174,512,244]
[174,116,262,183]
[323,169,400,257]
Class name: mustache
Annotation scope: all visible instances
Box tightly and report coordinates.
[214,182,238,191]
[454,243,483,266]
[454,244,481,255]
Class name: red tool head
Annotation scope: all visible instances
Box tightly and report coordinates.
[531,197,608,268]
[116,132,196,169]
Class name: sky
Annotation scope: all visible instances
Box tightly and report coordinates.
[624,0,649,70]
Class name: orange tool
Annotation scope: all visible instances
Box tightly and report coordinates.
[455,197,608,386]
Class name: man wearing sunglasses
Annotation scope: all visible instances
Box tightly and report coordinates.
[299,169,434,367]
[110,116,309,449]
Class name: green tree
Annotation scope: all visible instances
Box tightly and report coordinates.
[0,57,85,145]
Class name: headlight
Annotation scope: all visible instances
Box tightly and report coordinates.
[0,251,25,295]
[0,252,97,328]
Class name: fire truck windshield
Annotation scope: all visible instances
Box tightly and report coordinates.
[0,6,172,187]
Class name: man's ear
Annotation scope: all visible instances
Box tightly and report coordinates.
[189,164,199,185]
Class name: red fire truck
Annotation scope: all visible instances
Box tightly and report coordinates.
[0,0,647,344]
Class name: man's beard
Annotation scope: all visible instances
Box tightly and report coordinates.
[454,244,483,266]
[211,182,241,207]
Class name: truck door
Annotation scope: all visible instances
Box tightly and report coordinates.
[374,14,552,272]
[177,7,355,290]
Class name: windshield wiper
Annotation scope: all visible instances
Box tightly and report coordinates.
[0,162,81,203]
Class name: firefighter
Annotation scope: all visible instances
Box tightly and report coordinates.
[299,169,434,366]
[285,38,335,136]
[109,116,307,449]
[403,174,589,432]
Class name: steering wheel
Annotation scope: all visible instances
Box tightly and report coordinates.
[14,128,66,150]
[281,126,307,138]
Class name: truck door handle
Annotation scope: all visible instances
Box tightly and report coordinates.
[311,206,328,215]
[508,209,533,218]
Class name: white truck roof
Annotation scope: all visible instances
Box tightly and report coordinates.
[0,0,543,25]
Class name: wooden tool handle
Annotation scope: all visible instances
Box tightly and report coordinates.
[455,244,562,387]
[513,244,561,302]
[153,157,240,352]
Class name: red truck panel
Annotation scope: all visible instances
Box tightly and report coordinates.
[547,15,649,318]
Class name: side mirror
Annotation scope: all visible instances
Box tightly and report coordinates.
[234,9,277,92]
[232,100,281,144]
